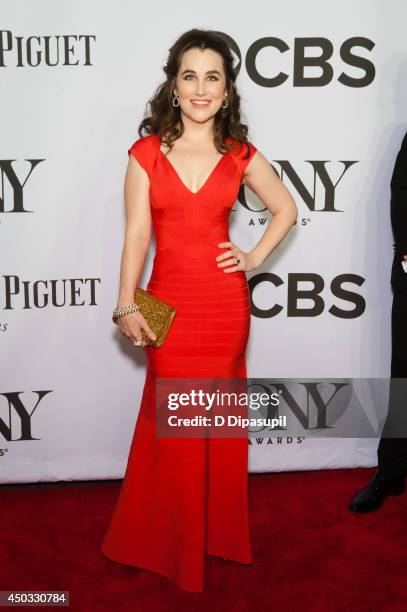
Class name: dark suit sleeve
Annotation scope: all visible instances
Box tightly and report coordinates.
[390,130,407,290]
[391,131,407,191]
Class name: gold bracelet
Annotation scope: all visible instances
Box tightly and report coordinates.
[112,303,140,324]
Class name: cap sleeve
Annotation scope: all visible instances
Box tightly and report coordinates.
[229,140,258,182]
[128,135,154,177]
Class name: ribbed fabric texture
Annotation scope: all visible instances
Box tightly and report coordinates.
[102,133,258,592]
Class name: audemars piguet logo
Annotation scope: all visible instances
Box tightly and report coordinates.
[0,30,96,68]
[1,275,101,309]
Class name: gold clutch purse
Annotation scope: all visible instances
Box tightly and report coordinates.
[134,287,176,349]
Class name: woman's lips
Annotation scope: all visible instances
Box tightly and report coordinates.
[190,100,211,109]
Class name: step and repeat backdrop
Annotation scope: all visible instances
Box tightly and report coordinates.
[1,0,406,482]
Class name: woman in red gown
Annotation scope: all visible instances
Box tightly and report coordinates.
[102,29,297,592]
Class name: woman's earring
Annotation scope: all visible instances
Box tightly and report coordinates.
[221,93,229,109]
[172,90,180,107]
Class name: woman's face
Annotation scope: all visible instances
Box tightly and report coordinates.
[175,47,226,124]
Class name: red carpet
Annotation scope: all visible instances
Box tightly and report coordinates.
[1,467,407,611]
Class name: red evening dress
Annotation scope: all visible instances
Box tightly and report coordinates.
[101,133,258,592]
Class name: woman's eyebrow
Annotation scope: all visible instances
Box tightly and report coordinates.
[181,69,221,75]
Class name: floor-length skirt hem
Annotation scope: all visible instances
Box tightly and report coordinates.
[207,553,254,565]
[101,544,205,593]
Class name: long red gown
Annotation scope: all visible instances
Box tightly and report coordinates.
[101,133,258,592]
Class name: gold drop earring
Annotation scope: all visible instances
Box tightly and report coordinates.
[221,93,229,109]
[172,90,180,107]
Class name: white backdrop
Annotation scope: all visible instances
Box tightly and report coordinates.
[1,0,406,482]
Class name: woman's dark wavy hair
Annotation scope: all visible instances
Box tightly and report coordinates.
[138,28,252,159]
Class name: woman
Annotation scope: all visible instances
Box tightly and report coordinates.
[102,28,297,592]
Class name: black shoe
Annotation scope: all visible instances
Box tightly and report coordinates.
[348,471,405,513]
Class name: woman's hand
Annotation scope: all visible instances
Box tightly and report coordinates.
[216,241,258,273]
[117,310,156,347]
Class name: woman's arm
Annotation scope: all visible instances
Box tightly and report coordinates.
[116,156,153,308]
[243,150,298,271]
[115,156,156,345]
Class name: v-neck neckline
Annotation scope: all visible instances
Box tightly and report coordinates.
[154,133,229,196]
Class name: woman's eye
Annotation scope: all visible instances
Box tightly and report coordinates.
[184,75,219,81]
